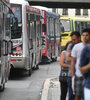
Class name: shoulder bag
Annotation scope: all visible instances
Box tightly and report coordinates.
[59,67,68,82]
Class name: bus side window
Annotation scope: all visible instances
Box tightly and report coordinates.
[87,22,90,28]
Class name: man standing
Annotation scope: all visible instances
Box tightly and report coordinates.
[66,31,81,100]
[79,42,90,100]
[71,28,90,100]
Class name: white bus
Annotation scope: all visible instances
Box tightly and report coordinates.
[10,0,42,76]
[0,0,14,91]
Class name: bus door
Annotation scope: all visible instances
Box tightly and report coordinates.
[59,20,61,55]
[35,15,41,66]
[50,17,55,58]
[54,19,58,58]
[29,14,34,69]
[31,14,38,68]
[54,19,57,58]
[29,14,35,68]
[47,17,51,58]
[33,16,36,67]
[26,12,33,70]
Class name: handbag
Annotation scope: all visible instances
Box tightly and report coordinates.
[59,67,68,82]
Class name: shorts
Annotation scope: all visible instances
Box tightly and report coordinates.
[75,76,85,96]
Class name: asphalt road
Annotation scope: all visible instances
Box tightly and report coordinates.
[0,57,60,100]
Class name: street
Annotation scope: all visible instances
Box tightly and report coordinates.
[0,58,60,100]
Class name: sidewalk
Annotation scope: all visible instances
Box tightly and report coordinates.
[41,77,68,100]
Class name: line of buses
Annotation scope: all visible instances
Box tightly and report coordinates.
[0,0,62,91]
[1,0,90,91]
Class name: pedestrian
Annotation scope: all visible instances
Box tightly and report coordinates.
[66,31,81,100]
[71,28,90,100]
[79,41,90,100]
[59,41,71,100]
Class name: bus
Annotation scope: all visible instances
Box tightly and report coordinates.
[0,0,14,91]
[60,17,90,50]
[41,10,61,62]
[10,0,42,76]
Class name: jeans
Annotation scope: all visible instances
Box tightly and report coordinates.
[60,81,68,100]
[67,77,75,100]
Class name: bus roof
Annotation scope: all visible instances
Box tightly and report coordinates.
[46,11,60,18]
[60,16,90,21]
[73,17,90,21]
[10,0,29,5]
[60,17,72,20]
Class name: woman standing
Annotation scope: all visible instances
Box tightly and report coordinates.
[59,41,71,100]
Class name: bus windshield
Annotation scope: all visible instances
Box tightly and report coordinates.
[10,4,22,39]
[61,20,70,32]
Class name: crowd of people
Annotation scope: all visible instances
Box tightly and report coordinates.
[59,28,90,100]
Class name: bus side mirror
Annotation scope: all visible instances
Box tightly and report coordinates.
[12,17,18,30]
[61,26,64,33]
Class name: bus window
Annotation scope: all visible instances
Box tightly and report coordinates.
[75,21,80,32]
[27,13,30,38]
[5,13,10,39]
[50,18,54,36]
[30,22,33,39]
[87,22,90,28]
[36,21,40,37]
[30,14,35,21]
[47,18,49,36]
[33,22,35,41]
[85,22,87,28]
[81,22,84,30]
[61,20,70,32]
[10,4,22,39]
[10,4,22,23]
[36,21,40,47]
[55,19,58,36]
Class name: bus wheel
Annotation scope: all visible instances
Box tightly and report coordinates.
[0,83,5,92]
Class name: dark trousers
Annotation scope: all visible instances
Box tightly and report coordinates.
[60,81,68,100]
[67,77,75,100]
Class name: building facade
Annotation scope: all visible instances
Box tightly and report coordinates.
[50,8,90,18]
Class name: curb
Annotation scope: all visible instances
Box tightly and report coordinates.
[41,78,51,100]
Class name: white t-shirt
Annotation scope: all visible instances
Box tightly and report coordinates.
[71,42,85,77]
